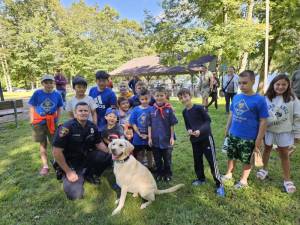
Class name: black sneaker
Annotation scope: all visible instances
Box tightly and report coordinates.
[164,176,172,182]
[85,175,101,185]
[155,175,163,181]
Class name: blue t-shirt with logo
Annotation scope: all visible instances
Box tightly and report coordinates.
[230,93,269,140]
[129,106,152,145]
[28,89,63,124]
[89,87,117,131]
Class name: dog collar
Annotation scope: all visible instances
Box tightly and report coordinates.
[114,155,130,164]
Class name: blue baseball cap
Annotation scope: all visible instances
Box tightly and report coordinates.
[105,108,119,118]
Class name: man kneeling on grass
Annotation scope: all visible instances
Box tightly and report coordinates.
[52,102,112,200]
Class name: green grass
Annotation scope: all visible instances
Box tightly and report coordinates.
[3,91,34,100]
[0,98,299,225]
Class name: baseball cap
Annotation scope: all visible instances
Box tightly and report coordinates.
[41,74,55,83]
[105,108,119,118]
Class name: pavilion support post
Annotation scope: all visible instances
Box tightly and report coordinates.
[191,73,196,96]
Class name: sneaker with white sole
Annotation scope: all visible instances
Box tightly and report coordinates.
[256,169,268,180]
[221,174,233,182]
[234,181,248,189]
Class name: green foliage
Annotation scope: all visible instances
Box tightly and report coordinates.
[145,0,300,73]
[0,99,299,225]
[0,0,153,88]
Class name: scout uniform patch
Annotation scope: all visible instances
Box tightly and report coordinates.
[59,126,69,137]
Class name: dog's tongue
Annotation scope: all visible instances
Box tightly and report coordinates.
[112,154,118,160]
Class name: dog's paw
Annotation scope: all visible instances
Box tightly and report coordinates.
[133,193,138,198]
[111,208,121,216]
[140,203,147,209]
[114,199,120,205]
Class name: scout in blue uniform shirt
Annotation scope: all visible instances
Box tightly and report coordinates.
[129,88,154,169]
[148,86,178,182]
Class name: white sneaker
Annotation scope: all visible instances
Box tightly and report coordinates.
[221,173,233,182]
[256,169,268,180]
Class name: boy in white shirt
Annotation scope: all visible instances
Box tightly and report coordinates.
[66,76,97,125]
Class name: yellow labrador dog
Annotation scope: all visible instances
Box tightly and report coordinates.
[109,139,184,216]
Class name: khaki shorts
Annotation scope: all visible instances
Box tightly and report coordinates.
[32,123,55,144]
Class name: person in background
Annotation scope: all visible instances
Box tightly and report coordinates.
[222,66,239,113]
[128,75,140,95]
[54,69,68,106]
[118,81,133,99]
[107,77,113,89]
[207,72,220,110]
[198,65,213,108]
[291,68,300,99]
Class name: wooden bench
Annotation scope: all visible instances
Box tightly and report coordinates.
[0,100,24,127]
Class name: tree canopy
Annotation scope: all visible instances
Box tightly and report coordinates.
[0,0,153,90]
[145,0,300,74]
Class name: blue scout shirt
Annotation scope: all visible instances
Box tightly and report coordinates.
[28,89,63,124]
[230,93,269,140]
[129,106,152,146]
[148,104,178,149]
[89,86,117,131]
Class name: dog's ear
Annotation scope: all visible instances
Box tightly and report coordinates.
[125,139,134,154]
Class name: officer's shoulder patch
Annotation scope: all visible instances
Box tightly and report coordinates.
[59,126,69,137]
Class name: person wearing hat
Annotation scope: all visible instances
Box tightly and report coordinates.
[52,101,112,200]
[101,108,124,146]
[66,76,97,125]
[28,74,63,176]
[89,70,117,131]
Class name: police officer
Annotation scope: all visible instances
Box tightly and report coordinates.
[52,101,112,200]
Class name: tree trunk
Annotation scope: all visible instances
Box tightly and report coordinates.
[239,0,255,73]
[258,34,279,92]
[1,57,12,92]
[3,57,12,92]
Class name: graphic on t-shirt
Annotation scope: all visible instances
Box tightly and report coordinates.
[137,113,147,133]
[268,104,289,125]
[234,99,249,116]
[95,95,105,109]
[41,98,55,113]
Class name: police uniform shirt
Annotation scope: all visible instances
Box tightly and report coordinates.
[53,119,101,168]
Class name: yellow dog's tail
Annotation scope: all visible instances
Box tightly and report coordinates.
[155,184,184,195]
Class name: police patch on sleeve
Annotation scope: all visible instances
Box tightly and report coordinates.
[59,126,69,137]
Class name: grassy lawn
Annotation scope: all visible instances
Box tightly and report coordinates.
[0,98,299,225]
